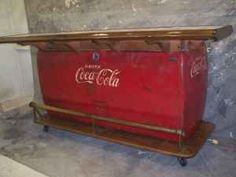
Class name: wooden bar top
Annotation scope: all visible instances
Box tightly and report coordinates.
[0,25,233,44]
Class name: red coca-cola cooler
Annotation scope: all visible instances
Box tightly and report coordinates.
[0,26,233,166]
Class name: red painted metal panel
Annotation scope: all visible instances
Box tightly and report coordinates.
[37,48,207,142]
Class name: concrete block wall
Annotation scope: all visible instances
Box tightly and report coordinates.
[24,0,236,139]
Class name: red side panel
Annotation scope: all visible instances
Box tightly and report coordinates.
[37,49,207,142]
[182,49,208,137]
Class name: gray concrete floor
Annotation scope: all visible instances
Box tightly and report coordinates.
[0,154,48,177]
[0,113,235,177]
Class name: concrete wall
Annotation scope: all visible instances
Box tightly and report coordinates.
[0,0,33,113]
[24,0,236,139]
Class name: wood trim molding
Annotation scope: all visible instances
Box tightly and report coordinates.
[0,26,233,45]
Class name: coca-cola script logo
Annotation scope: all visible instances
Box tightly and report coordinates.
[75,64,120,87]
[190,56,207,78]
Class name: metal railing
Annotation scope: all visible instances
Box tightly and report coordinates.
[29,101,185,136]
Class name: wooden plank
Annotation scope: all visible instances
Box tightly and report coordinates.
[35,116,214,158]
[0,26,232,44]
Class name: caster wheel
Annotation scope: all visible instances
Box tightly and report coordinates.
[178,157,187,167]
[43,125,49,132]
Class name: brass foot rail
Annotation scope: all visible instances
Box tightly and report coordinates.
[29,101,185,136]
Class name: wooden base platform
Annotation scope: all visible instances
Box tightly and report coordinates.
[34,116,214,159]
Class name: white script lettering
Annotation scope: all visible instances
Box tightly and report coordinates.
[75,65,120,87]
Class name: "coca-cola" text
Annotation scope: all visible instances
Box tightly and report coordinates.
[190,56,207,78]
[75,65,120,87]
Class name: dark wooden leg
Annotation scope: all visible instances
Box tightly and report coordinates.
[43,125,49,132]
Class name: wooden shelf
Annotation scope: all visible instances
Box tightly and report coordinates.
[0,26,232,44]
[35,116,214,158]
